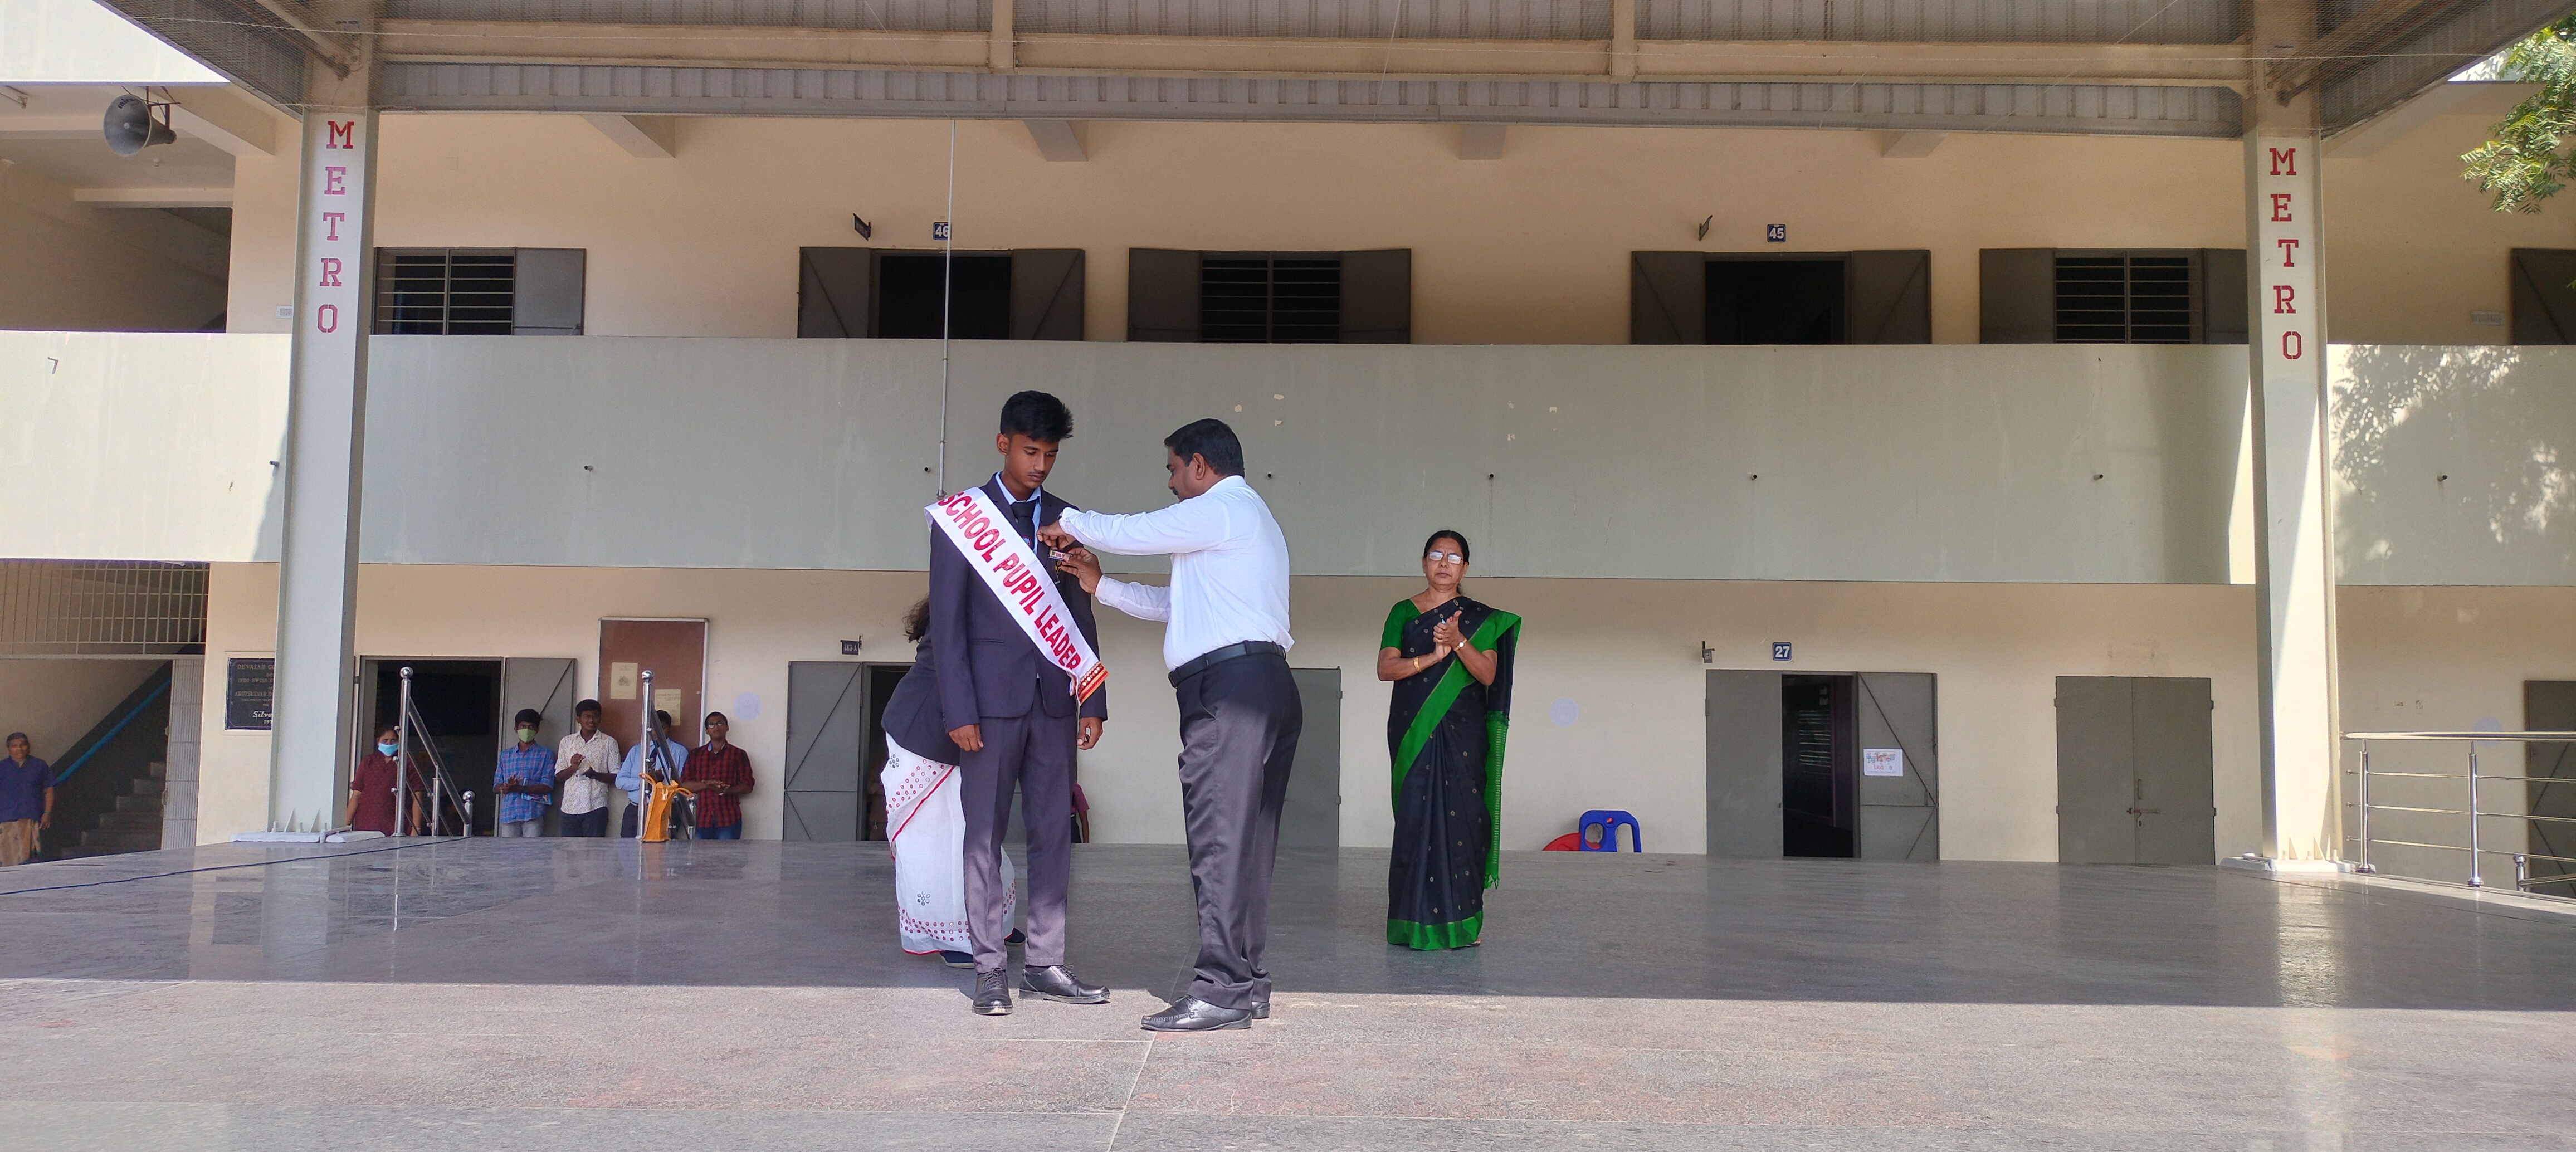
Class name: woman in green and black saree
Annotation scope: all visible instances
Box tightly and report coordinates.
[1377,529,1521,950]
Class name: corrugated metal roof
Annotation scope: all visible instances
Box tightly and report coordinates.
[2321,0,2574,131]
[383,0,993,32]
[1016,0,1615,40]
[1637,0,2242,43]
[379,61,2242,134]
[379,0,2241,42]
[90,0,309,110]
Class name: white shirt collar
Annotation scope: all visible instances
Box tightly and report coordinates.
[992,472,1042,506]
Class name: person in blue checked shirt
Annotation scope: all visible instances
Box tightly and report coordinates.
[492,709,555,837]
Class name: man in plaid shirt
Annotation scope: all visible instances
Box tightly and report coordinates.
[680,711,754,839]
[492,708,555,837]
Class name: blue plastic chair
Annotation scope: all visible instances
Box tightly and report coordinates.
[1578,809,1641,852]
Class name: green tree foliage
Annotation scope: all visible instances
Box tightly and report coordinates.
[2464,18,2576,212]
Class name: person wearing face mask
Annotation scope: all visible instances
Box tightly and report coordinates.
[345,725,427,837]
[492,709,556,837]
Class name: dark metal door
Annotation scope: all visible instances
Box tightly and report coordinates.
[783,661,865,842]
[1705,670,1783,858]
[1280,668,1340,847]
[1856,671,1939,861]
[2131,677,2216,865]
[2056,676,2215,865]
[2057,677,2140,864]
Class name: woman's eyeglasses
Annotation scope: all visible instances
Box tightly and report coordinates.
[1424,551,1465,563]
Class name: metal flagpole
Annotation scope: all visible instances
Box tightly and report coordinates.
[396,666,412,837]
[936,118,957,499]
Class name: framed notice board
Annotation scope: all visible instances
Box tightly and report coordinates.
[226,658,274,730]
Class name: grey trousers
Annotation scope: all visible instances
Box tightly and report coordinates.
[960,709,1077,973]
[1174,651,1303,1010]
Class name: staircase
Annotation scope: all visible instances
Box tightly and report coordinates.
[61,762,165,859]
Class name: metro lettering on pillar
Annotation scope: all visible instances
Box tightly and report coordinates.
[325,120,355,150]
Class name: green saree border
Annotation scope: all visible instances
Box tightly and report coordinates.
[1389,609,1522,890]
[1388,914,1485,950]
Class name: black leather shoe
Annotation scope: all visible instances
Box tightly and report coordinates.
[972,969,1012,1016]
[1141,997,1251,1032]
[938,951,974,969]
[1251,1000,1270,1020]
[1005,929,1027,946]
[1021,964,1109,1004]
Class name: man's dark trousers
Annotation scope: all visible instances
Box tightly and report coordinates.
[1174,650,1302,1011]
[930,478,1106,975]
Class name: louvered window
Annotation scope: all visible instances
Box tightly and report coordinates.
[375,250,515,334]
[1200,255,1341,343]
[372,248,586,335]
[2054,253,2196,343]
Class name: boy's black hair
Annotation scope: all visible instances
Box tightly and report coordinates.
[999,391,1074,442]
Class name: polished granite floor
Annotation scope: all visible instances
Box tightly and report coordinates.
[3,840,2572,1150]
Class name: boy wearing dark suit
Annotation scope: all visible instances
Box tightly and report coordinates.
[929,390,1111,1016]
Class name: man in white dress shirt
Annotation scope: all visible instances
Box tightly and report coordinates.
[1046,418,1301,1032]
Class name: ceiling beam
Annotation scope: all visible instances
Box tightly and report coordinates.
[0,115,101,138]
[375,21,2250,88]
[168,87,279,157]
[71,187,236,207]
[1458,123,1507,159]
[1022,119,1087,160]
[583,114,678,157]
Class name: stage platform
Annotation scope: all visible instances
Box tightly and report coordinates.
[3,841,2572,1150]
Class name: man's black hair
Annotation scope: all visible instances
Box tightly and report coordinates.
[654,710,674,728]
[1423,529,1471,564]
[575,699,602,716]
[513,708,543,727]
[5,731,26,746]
[999,390,1074,442]
[1164,418,1246,477]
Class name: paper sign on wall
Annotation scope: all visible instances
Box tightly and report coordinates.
[1863,748,1905,777]
[609,662,640,700]
[653,689,684,719]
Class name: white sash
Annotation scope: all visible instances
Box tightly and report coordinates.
[926,487,1108,703]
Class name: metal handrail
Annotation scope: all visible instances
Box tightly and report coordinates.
[636,670,693,841]
[396,666,476,837]
[2344,730,2576,895]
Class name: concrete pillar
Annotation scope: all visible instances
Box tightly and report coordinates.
[2243,0,2340,864]
[267,52,377,832]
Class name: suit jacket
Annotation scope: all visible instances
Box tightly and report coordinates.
[928,477,1109,730]
[882,638,962,764]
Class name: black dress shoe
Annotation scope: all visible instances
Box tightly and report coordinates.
[938,950,974,969]
[1251,1000,1270,1020]
[1004,929,1027,946]
[1141,996,1251,1032]
[972,969,1012,1016]
[1021,964,1109,1004]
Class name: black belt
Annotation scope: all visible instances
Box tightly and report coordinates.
[1168,641,1285,687]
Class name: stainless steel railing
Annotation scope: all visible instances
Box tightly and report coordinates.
[2344,731,2576,895]
[396,665,474,837]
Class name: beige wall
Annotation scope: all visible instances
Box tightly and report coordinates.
[193,560,2265,860]
[0,657,162,765]
[217,111,2575,346]
[2334,585,2576,883]
[0,179,228,334]
[189,561,2576,863]
[197,560,276,839]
